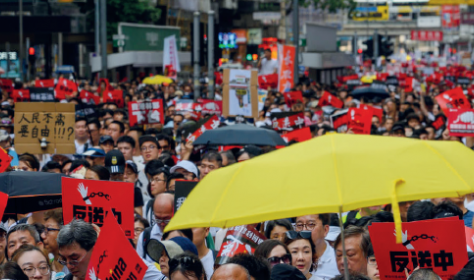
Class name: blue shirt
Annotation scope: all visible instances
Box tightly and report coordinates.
[464,210,474,228]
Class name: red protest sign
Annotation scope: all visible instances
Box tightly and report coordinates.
[11,89,30,103]
[318,91,344,108]
[215,225,266,265]
[435,87,471,115]
[448,109,474,137]
[55,78,78,100]
[85,213,146,280]
[258,73,278,89]
[128,99,164,127]
[465,226,474,252]
[359,104,383,121]
[175,102,200,112]
[270,112,305,131]
[347,108,373,134]
[330,109,349,133]
[0,192,8,219]
[0,148,12,173]
[283,91,304,108]
[35,79,55,88]
[199,100,223,115]
[186,115,220,142]
[369,219,468,280]
[62,177,135,238]
[405,77,414,92]
[79,90,100,105]
[103,90,124,108]
[282,127,312,143]
[0,79,13,94]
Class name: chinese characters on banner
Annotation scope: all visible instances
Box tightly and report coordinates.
[347,108,373,134]
[199,100,223,115]
[174,181,198,213]
[12,89,30,102]
[368,218,468,280]
[448,109,474,137]
[215,225,266,265]
[29,88,55,102]
[14,103,76,154]
[435,87,471,115]
[163,35,180,79]
[103,90,124,108]
[55,78,78,100]
[442,5,460,29]
[331,109,349,133]
[277,44,296,93]
[0,79,13,94]
[128,99,164,127]
[411,31,443,42]
[62,177,135,238]
[35,79,55,88]
[85,213,146,280]
[271,112,305,131]
[186,115,220,142]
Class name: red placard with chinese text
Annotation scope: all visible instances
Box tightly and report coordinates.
[0,148,12,173]
[11,89,30,102]
[103,90,124,108]
[435,87,471,115]
[271,112,305,131]
[128,99,164,127]
[199,100,223,115]
[347,107,373,134]
[215,225,266,265]
[448,108,474,137]
[35,79,55,88]
[55,78,77,100]
[319,91,344,108]
[0,79,13,94]
[278,45,296,93]
[186,115,220,142]
[284,91,304,108]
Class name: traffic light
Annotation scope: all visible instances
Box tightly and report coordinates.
[362,38,374,59]
[28,47,36,77]
[379,36,394,57]
[28,47,35,56]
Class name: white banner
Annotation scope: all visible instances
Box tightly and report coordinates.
[163,35,181,79]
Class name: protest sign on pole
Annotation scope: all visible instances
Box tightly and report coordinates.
[62,177,135,238]
[14,103,75,154]
[174,180,198,213]
[85,213,147,280]
[128,99,164,127]
[222,69,259,119]
[369,218,468,280]
[215,225,266,265]
[448,108,474,137]
[277,44,296,93]
[163,35,180,79]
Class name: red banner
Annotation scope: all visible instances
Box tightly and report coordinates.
[186,115,220,142]
[369,218,468,280]
[319,91,344,108]
[271,112,305,131]
[331,109,349,133]
[0,79,13,94]
[128,99,164,127]
[359,104,383,121]
[215,225,266,265]
[405,77,414,92]
[85,213,146,280]
[347,108,373,134]
[282,127,312,143]
[0,148,11,173]
[62,177,135,238]
[0,192,8,220]
[411,31,443,42]
[435,87,471,115]
[258,73,278,89]
[448,108,474,136]
[79,90,100,105]
[55,78,78,100]
[199,100,223,115]
[11,89,30,103]
[278,45,296,92]
[442,5,460,28]
[283,91,304,108]
[175,102,200,112]
[103,90,124,108]
[35,79,55,88]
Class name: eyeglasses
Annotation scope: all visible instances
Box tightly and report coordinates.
[43,227,61,235]
[294,222,317,231]
[151,177,166,183]
[169,256,201,274]
[135,227,145,234]
[22,265,50,276]
[267,254,291,265]
[57,253,88,267]
[154,217,171,226]
[286,230,312,240]
[141,145,157,152]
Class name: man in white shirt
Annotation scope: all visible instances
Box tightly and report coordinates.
[74,117,90,154]
[192,228,214,280]
[257,48,278,75]
[295,214,339,280]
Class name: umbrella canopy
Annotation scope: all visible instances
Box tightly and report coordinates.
[0,171,65,214]
[193,124,287,147]
[142,75,173,85]
[166,133,474,243]
[351,86,390,100]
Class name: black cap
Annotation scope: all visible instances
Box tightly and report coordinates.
[125,160,138,174]
[139,135,159,148]
[391,122,405,133]
[270,264,306,280]
[100,135,114,145]
[104,150,125,174]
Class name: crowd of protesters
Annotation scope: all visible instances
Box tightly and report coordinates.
[0,63,473,280]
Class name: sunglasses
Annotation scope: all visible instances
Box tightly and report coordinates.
[286,230,312,240]
[267,254,291,265]
[169,256,202,274]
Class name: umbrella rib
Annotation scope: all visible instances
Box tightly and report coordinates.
[330,134,344,209]
[421,141,473,193]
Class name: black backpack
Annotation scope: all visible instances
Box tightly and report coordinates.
[142,226,153,259]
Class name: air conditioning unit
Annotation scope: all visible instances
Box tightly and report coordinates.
[221,0,237,9]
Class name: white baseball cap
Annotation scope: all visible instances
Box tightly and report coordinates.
[325,226,341,242]
[170,160,199,178]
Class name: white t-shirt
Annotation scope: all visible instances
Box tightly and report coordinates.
[260,58,278,75]
[314,241,340,280]
[74,139,90,155]
[201,249,215,280]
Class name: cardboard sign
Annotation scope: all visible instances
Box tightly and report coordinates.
[283,91,304,108]
[0,148,12,173]
[0,79,13,94]
[369,219,468,280]
[435,87,471,115]
[223,69,259,119]
[271,112,305,131]
[281,127,312,143]
[200,100,223,115]
[278,44,296,92]
[186,115,220,142]
[347,108,373,134]
[216,225,266,265]
[62,177,135,238]
[79,90,100,105]
[29,87,55,102]
[330,109,349,133]
[448,108,474,136]
[103,90,124,108]
[174,180,198,213]
[258,73,278,89]
[55,78,78,100]
[14,103,75,154]
[128,99,164,127]
[35,79,55,88]
[85,213,146,280]
[11,89,30,102]
[319,91,344,108]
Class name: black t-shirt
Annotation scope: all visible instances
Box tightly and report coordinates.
[63,273,73,280]
[134,187,144,208]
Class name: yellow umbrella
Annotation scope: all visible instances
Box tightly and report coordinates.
[166,133,474,244]
[361,75,376,84]
[142,75,173,85]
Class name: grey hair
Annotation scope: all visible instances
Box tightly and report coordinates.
[7,224,40,243]
[57,219,97,251]
[408,269,442,280]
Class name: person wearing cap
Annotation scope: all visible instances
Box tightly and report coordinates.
[123,160,144,216]
[390,122,405,137]
[325,214,341,248]
[104,150,125,181]
[99,135,114,154]
[170,160,199,181]
[81,148,106,166]
[270,264,306,280]
[294,214,338,280]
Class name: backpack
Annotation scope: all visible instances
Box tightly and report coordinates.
[141,226,153,259]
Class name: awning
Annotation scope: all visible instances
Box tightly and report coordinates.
[301,52,355,69]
